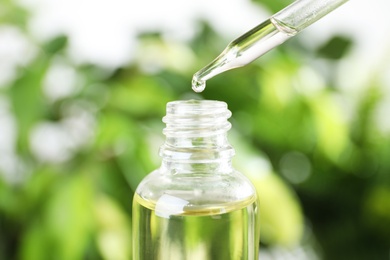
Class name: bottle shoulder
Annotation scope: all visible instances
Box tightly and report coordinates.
[135,168,257,207]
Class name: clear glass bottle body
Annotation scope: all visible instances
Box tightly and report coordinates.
[132,100,260,260]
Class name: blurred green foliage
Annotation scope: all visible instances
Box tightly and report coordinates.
[1,1,390,260]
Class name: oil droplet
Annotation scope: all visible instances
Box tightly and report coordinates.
[191,77,206,93]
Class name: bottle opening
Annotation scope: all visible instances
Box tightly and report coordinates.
[160,99,234,162]
[163,100,232,137]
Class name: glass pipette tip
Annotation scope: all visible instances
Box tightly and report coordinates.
[192,0,349,93]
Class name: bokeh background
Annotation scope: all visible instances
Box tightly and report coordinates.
[1,0,390,259]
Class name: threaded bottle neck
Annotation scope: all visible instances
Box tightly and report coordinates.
[159,100,235,163]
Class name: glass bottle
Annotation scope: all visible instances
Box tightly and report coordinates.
[132,100,260,260]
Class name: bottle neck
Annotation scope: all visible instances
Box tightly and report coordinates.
[159,100,235,173]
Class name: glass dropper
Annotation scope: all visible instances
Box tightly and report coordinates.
[192,0,350,92]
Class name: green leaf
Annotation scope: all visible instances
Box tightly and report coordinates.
[9,57,50,155]
[251,0,292,13]
[43,35,68,55]
[95,195,132,260]
[44,174,95,260]
[231,132,304,247]
[0,0,29,27]
[316,35,353,60]
[20,220,50,260]
[108,75,172,117]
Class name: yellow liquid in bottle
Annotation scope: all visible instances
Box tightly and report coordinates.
[132,193,260,260]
